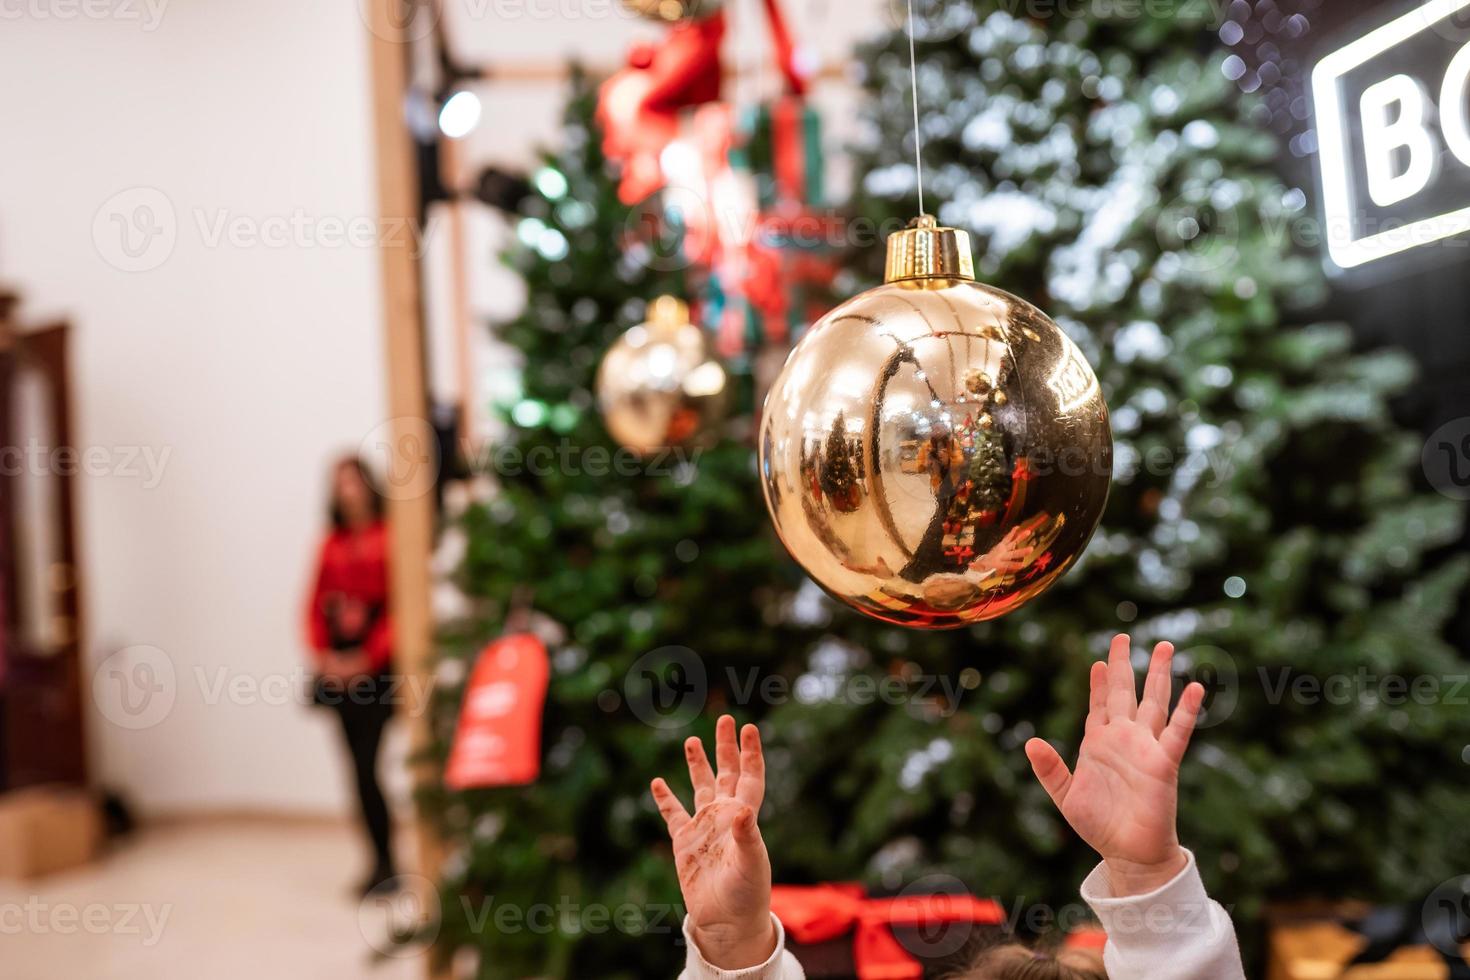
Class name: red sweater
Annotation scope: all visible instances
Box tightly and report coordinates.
[305,520,393,673]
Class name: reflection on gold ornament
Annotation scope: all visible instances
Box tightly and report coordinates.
[596,296,730,457]
[758,217,1112,629]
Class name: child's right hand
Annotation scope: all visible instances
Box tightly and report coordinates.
[651,715,775,971]
[1025,634,1206,896]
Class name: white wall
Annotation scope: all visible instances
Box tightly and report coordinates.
[0,0,395,816]
[0,0,893,817]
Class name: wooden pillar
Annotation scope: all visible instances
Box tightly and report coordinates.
[362,3,445,978]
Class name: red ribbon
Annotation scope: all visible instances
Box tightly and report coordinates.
[771,884,1005,979]
[760,0,808,96]
[1065,926,1108,951]
[771,98,805,203]
[743,240,789,343]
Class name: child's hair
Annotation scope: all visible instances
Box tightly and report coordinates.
[956,943,1107,980]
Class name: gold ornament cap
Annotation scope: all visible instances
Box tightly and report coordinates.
[646,295,691,335]
[884,215,975,283]
[621,0,699,21]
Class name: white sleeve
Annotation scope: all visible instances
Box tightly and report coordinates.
[678,914,806,980]
[1079,849,1246,980]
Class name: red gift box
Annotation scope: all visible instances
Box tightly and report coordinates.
[770,883,1007,979]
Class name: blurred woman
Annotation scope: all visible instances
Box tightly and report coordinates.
[305,456,396,895]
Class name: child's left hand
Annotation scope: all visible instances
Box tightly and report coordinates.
[651,715,775,971]
[1025,634,1205,896]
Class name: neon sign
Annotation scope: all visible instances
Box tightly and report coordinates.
[1312,0,1470,268]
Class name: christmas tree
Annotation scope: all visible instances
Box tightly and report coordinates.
[821,0,1470,947]
[423,6,1470,974]
[420,72,826,978]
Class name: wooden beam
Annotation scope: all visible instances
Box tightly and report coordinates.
[362,4,445,978]
[476,59,850,84]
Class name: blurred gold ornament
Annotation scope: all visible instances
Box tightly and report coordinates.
[596,296,730,457]
[620,0,711,21]
[758,217,1112,629]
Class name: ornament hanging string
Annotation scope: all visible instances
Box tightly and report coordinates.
[906,0,925,216]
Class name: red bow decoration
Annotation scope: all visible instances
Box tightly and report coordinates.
[1064,926,1108,951]
[597,13,727,205]
[597,0,808,205]
[771,883,1005,979]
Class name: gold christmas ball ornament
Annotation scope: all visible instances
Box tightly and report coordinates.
[758,217,1112,629]
[620,0,714,21]
[596,296,730,457]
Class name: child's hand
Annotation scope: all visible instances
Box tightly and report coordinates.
[651,715,775,970]
[1025,634,1206,897]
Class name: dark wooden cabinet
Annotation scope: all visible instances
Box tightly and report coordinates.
[0,315,87,791]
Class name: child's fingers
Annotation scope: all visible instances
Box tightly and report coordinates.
[714,714,741,798]
[732,805,761,845]
[1106,633,1138,721]
[1086,660,1109,731]
[1160,682,1205,767]
[686,736,717,809]
[1137,641,1175,737]
[731,806,766,875]
[736,723,765,810]
[651,778,691,836]
[1024,737,1073,809]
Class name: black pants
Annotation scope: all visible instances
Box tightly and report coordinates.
[330,694,394,874]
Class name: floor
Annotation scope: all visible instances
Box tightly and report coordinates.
[0,820,427,980]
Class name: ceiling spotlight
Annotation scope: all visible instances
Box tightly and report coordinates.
[438,90,482,139]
